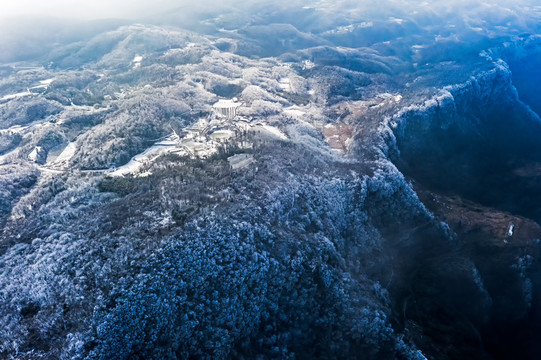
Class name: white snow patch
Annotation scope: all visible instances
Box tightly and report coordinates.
[133,55,143,69]
[0,124,29,135]
[279,78,291,91]
[324,24,355,35]
[28,147,42,162]
[284,107,306,117]
[1,91,32,101]
[37,166,63,175]
[210,129,234,140]
[258,125,288,140]
[137,170,153,178]
[108,133,182,177]
[507,223,515,237]
[40,79,54,86]
[28,78,55,92]
[108,159,142,177]
[53,142,77,165]
[303,60,316,70]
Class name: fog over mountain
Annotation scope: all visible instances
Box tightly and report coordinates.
[1,0,182,20]
[1,1,541,359]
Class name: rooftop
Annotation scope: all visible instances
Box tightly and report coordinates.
[212,98,240,109]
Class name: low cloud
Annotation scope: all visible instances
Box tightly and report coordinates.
[0,0,182,20]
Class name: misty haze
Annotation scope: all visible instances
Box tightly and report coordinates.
[1,1,541,359]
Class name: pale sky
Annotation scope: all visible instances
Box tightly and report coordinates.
[0,0,184,20]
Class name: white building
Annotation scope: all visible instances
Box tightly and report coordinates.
[212,98,240,119]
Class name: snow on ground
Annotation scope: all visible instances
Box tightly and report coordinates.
[255,125,288,140]
[108,133,185,177]
[1,78,54,101]
[210,129,234,140]
[51,142,77,166]
[137,170,153,178]
[108,147,174,177]
[40,78,54,86]
[323,24,356,35]
[0,124,29,135]
[279,78,291,91]
[29,78,55,92]
[37,166,63,175]
[507,223,515,237]
[108,158,144,177]
[133,55,143,69]
[284,106,306,117]
[0,91,32,101]
[28,147,42,162]
[303,60,316,70]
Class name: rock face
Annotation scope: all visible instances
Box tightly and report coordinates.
[391,62,541,222]
[0,2,541,359]
[386,60,541,359]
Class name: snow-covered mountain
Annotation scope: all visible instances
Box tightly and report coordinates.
[1,1,541,359]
